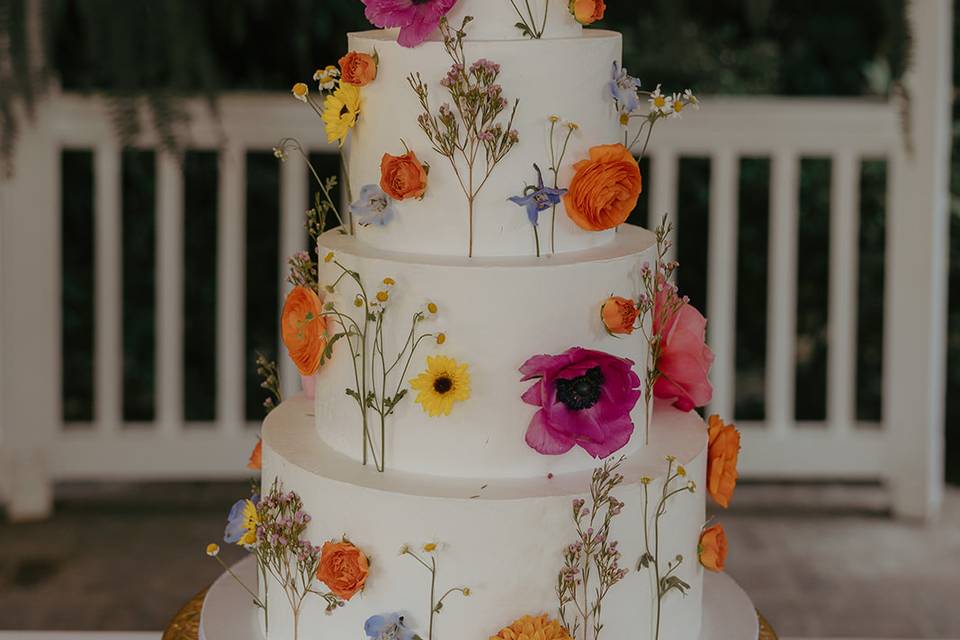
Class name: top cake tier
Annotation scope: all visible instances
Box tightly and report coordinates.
[440,0,583,40]
[345,26,624,257]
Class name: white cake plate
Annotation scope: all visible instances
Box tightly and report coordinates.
[198,557,760,640]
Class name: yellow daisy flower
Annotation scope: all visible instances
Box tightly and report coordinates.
[206,543,220,557]
[410,356,471,417]
[322,83,361,147]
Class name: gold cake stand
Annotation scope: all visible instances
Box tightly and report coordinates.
[162,587,779,640]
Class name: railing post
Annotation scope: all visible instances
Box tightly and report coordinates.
[0,99,60,520]
[886,0,953,520]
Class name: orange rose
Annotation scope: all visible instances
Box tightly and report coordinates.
[601,296,639,335]
[316,540,369,600]
[698,524,728,572]
[706,415,741,508]
[280,286,327,376]
[569,0,606,25]
[339,51,377,87]
[247,438,262,471]
[380,151,428,201]
[563,144,641,231]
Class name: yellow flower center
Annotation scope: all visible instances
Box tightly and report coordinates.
[376,291,389,303]
[436,333,446,345]
[654,95,666,108]
[423,542,438,552]
[427,302,438,314]
[674,100,684,113]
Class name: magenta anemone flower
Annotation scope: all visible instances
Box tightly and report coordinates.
[520,347,642,458]
[361,0,459,48]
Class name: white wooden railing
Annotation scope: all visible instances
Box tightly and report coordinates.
[0,1,952,521]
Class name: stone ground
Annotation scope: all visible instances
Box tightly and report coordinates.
[0,482,958,637]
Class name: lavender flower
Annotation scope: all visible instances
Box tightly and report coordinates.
[365,613,418,640]
[610,61,642,120]
[508,164,567,226]
[350,184,398,227]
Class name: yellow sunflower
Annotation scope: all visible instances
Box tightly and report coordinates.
[322,82,361,147]
[410,356,471,417]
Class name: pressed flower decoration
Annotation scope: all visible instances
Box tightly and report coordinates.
[706,415,741,508]
[510,0,550,39]
[320,260,446,471]
[381,149,429,201]
[247,438,263,471]
[569,0,606,25]
[410,17,520,257]
[362,0,459,48]
[556,457,627,639]
[281,285,328,377]
[563,143,641,232]
[508,164,566,257]
[601,216,714,442]
[699,524,728,572]
[399,542,471,640]
[322,83,362,147]
[637,456,698,640]
[520,347,641,459]
[410,355,471,417]
[351,184,399,227]
[366,613,420,640]
[209,481,357,639]
[491,614,572,640]
[317,538,370,601]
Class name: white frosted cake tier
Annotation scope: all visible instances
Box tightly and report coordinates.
[440,0,583,41]
[261,396,709,640]
[346,29,624,257]
[314,224,656,479]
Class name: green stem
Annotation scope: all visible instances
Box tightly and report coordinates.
[429,556,437,640]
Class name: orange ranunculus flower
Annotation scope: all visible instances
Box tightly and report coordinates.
[380,151,428,201]
[601,296,639,335]
[699,524,728,572]
[706,415,741,508]
[569,0,606,25]
[563,144,641,232]
[247,438,262,471]
[339,51,378,87]
[316,540,369,600]
[280,286,327,376]
[489,614,572,640]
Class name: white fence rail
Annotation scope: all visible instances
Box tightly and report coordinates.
[0,2,951,521]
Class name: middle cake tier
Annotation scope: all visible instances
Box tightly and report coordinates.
[313,224,656,479]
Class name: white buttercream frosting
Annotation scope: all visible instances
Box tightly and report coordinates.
[346,29,624,257]
[262,396,707,640]
[313,225,656,479]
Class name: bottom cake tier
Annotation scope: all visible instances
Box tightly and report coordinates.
[198,557,760,640]
[249,396,721,639]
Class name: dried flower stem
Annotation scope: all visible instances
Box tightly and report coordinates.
[321,261,436,472]
[547,118,577,253]
[636,214,682,444]
[402,547,470,640]
[637,457,696,640]
[409,17,520,257]
[256,354,283,414]
[510,0,549,39]
[557,457,628,640]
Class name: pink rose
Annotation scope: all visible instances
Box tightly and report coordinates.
[653,286,714,411]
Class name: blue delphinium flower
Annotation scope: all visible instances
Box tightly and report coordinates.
[364,613,420,640]
[508,164,567,227]
[350,184,398,227]
[224,494,260,547]
[609,61,641,122]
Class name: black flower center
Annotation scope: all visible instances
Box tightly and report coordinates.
[555,367,605,411]
[411,0,431,4]
[433,376,453,394]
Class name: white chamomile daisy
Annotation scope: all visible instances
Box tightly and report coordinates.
[684,89,700,110]
[669,93,685,118]
[313,65,340,91]
[648,84,673,115]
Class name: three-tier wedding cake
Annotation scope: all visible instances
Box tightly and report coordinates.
[198,2,758,639]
